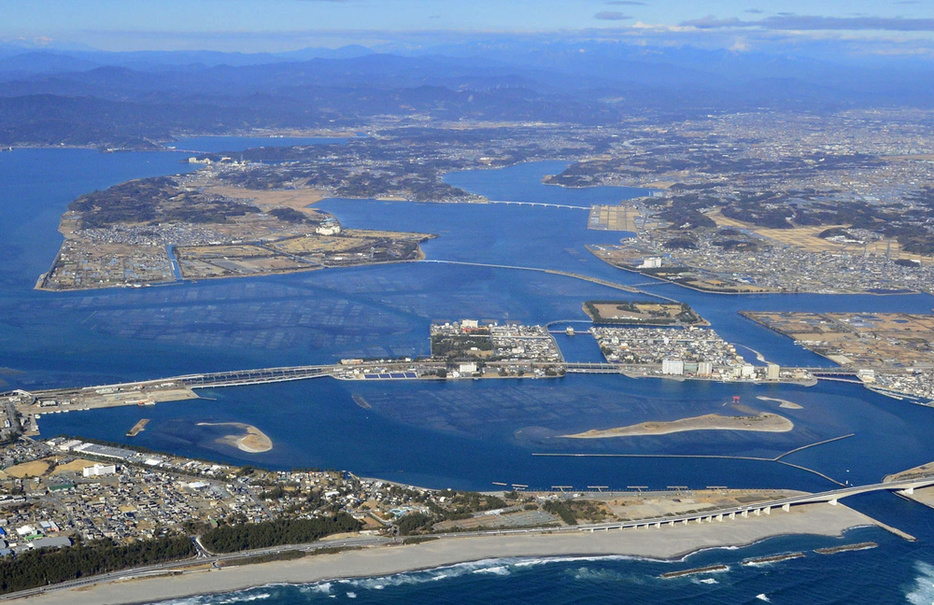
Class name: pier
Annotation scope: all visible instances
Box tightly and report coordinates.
[126,419,149,437]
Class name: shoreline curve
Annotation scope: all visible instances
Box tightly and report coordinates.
[18,503,877,605]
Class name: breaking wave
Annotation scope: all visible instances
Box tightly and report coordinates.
[906,561,934,605]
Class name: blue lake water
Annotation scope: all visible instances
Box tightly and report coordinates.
[1,145,933,603]
[444,160,651,206]
[166,135,351,153]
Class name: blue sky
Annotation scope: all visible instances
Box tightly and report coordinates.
[2,0,934,54]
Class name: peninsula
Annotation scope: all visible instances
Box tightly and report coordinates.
[37,174,433,291]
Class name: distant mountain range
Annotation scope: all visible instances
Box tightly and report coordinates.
[0,38,931,148]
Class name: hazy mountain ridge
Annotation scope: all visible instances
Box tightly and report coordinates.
[1,39,932,147]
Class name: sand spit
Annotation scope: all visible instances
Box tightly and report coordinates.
[562,412,794,438]
[197,422,273,453]
[756,396,804,410]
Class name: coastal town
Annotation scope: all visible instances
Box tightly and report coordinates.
[590,225,934,295]
[3,420,932,603]
[0,427,918,593]
[592,326,799,383]
[0,432,831,558]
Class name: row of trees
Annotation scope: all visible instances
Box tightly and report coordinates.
[200,514,362,553]
[0,536,194,595]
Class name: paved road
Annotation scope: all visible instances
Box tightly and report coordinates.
[0,535,391,601]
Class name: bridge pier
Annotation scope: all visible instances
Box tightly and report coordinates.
[572,478,934,535]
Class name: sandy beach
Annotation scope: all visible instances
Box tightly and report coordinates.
[563,412,793,438]
[18,503,878,605]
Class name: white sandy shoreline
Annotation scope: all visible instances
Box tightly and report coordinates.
[12,503,883,605]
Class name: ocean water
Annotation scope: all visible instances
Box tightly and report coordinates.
[147,529,931,604]
[1,144,934,602]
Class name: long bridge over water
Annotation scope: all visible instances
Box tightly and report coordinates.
[177,364,335,388]
[7,360,875,401]
[169,362,868,383]
[577,475,934,537]
[483,200,589,210]
[419,259,682,303]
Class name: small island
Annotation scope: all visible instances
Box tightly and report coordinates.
[584,300,708,326]
[757,395,804,410]
[562,412,794,438]
[198,422,273,453]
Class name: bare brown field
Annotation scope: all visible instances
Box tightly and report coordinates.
[206,185,329,215]
[642,181,677,189]
[272,230,427,255]
[602,488,801,520]
[588,205,641,232]
[680,279,770,293]
[706,209,920,257]
[180,244,272,258]
[5,459,51,477]
[53,459,100,474]
[744,311,934,367]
